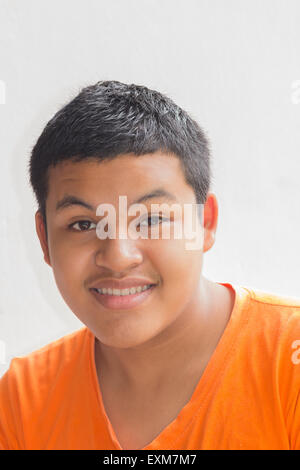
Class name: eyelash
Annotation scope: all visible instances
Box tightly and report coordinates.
[68,220,97,232]
[138,215,169,228]
[68,216,169,232]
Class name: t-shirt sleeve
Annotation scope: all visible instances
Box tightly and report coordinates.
[289,390,300,450]
[0,361,23,450]
[284,315,300,450]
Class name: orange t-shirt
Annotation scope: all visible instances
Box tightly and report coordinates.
[0,282,300,450]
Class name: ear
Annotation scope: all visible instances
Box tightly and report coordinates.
[202,192,218,253]
[35,210,51,267]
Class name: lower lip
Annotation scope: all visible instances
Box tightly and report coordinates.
[90,285,157,310]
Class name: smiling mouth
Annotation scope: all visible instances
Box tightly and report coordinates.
[89,284,157,310]
[91,284,155,296]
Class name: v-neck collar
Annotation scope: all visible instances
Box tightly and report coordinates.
[87,282,251,450]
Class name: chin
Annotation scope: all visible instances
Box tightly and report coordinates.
[95,322,162,349]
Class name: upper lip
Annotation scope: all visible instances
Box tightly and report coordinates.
[89,278,158,290]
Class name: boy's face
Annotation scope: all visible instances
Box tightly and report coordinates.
[35,152,217,349]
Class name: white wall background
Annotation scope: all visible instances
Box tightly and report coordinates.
[0,0,299,376]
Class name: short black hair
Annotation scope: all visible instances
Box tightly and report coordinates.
[28,80,212,237]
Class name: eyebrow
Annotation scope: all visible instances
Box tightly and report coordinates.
[55,188,178,212]
[56,195,94,212]
[134,188,178,205]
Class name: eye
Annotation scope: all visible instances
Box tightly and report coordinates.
[138,215,169,228]
[68,220,97,231]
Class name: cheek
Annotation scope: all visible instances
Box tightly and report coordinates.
[48,235,91,297]
[50,248,91,324]
[153,240,203,300]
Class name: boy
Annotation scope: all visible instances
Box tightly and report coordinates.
[0,80,299,450]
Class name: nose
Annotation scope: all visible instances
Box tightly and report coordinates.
[94,237,143,272]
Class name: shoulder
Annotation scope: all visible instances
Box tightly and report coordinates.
[236,285,300,381]
[243,286,300,333]
[231,286,300,448]
[0,326,90,392]
[228,284,300,372]
[0,327,91,449]
[234,284,300,323]
[246,286,300,309]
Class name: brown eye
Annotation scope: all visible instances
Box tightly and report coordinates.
[69,220,97,231]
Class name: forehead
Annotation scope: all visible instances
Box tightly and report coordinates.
[46,152,196,207]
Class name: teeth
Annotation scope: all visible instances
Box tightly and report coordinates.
[95,284,153,296]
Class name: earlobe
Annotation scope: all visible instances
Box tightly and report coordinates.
[35,211,51,267]
[203,231,215,252]
[202,192,218,253]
